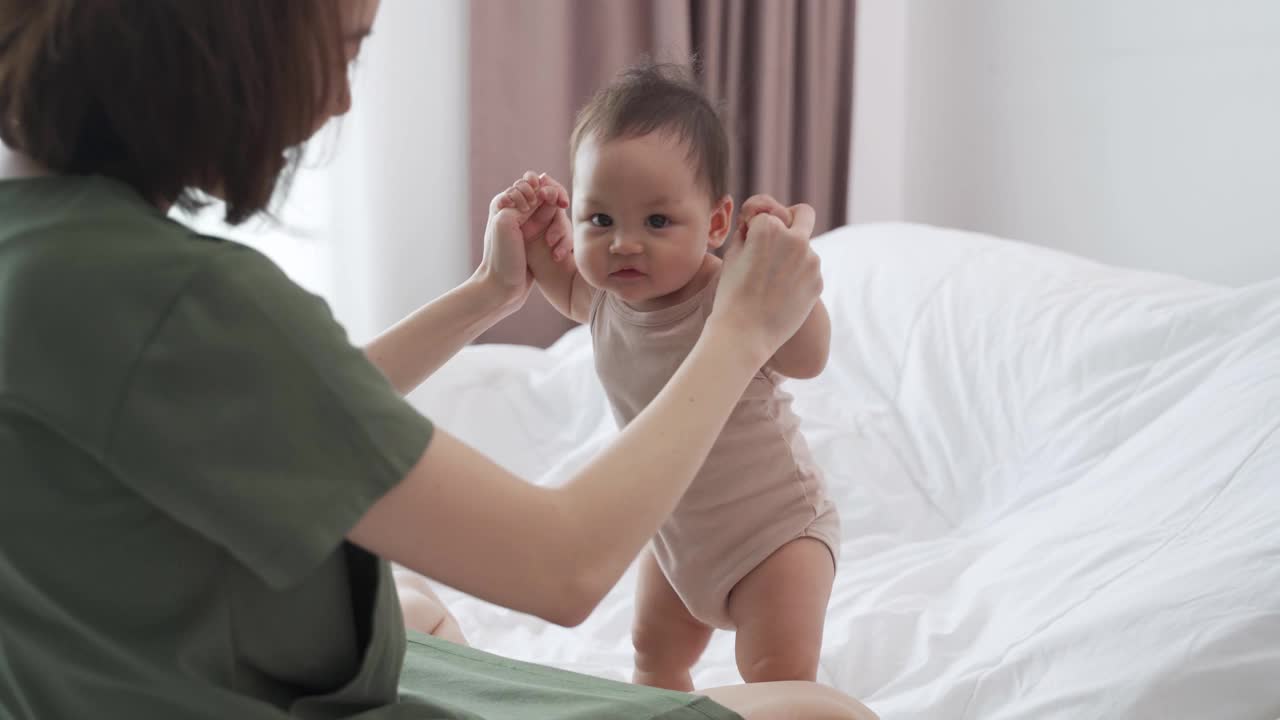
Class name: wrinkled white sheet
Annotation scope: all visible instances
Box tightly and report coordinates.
[410,223,1280,719]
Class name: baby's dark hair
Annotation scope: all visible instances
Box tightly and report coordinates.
[570,61,729,202]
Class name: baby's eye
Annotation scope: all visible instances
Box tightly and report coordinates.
[646,214,670,229]
[590,213,614,228]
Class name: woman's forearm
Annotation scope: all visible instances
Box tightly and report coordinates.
[347,318,770,626]
[364,278,515,395]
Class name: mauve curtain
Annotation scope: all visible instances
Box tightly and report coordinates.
[694,1,855,236]
[469,0,854,346]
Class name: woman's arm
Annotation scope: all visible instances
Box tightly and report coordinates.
[351,321,764,626]
[363,278,516,396]
[364,179,568,395]
[348,205,824,627]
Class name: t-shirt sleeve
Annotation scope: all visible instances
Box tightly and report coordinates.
[106,242,434,589]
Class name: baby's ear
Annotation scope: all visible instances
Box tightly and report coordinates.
[707,194,735,250]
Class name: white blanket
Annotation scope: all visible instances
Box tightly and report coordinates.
[410,223,1280,719]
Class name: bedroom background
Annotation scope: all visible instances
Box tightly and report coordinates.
[170,3,1280,712]
[183,0,1280,345]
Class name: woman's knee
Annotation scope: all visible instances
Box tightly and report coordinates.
[700,681,879,720]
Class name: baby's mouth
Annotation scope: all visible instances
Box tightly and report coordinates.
[610,268,646,279]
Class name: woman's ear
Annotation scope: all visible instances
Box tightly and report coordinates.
[707,195,735,250]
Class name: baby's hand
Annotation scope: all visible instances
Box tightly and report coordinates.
[493,171,573,261]
[735,194,801,244]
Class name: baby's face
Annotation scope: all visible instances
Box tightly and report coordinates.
[571,133,728,309]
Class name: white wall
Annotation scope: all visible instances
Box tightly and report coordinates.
[332,0,471,342]
[853,0,1280,286]
[187,0,471,343]
[849,0,908,224]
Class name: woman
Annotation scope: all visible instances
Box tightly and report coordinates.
[0,2,876,719]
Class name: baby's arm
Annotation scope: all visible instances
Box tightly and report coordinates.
[769,298,831,379]
[498,172,595,324]
[736,195,832,379]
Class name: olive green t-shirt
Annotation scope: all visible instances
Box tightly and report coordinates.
[0,175,744,720]
[0,175,433,718]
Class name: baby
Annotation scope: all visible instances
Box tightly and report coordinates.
[495,63,839,691]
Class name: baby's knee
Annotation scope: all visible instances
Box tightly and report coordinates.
[631,620,706,669]
[393,568,433,596]
[392,571,468,644]
[630,621,670,660]
[400,587,447,632]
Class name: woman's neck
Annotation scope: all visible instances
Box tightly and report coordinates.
[0,145,49,180]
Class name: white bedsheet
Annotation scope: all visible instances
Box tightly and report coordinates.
[410,223,1280,719]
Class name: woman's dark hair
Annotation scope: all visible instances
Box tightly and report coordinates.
[0,0,347,223]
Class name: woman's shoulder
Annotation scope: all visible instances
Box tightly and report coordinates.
[0,175,284,344]
[0,175,294,446]
[0,175,246,276]
[2,174,287,288]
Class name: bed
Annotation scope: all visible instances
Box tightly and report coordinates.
[408,223,1280,719]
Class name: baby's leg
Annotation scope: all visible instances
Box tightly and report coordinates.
[727,537,835,683]
[632,550,714,691]
[393,568,468,646]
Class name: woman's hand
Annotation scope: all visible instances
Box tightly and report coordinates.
[710,200,822,367]
[734,194,797,244]
[471,172,570,316]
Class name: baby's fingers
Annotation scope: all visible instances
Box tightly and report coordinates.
[497,187,525,214]
[787,203,816,240]
[741,195,792,222]
[491,188,523,216]
[537,173,571,208]
[737,195,792,242]
[512,180,540,213]
[548,214,572,260]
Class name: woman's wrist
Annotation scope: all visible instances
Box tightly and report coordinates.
[701,312,773,377]
[464,268,525,322]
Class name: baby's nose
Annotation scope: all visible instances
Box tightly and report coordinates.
[609,235,644,255]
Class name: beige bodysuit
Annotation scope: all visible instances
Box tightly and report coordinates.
[589,272,841,630]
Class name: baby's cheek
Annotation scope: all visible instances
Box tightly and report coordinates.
[574,243,607,285]
[672,242,708,274]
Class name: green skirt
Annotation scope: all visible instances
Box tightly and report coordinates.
[392,632,743,720]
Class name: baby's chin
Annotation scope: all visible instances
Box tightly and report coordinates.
[602,280,651,300]
[608,280,696,309]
